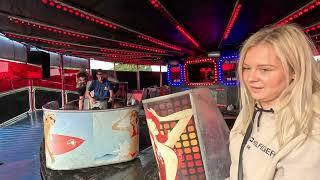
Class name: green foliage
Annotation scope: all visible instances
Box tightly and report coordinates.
[114,63,152,72]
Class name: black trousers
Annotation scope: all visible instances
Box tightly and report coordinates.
[107,101,112,109]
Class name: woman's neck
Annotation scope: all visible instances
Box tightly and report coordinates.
[257,102,274,110]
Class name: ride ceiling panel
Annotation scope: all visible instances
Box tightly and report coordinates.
[0,0,319,62]
[224,0,315,48]
[161,0,236,51]
[66,0,195,50]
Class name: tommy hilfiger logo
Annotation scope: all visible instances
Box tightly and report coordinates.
[248,137,276,157]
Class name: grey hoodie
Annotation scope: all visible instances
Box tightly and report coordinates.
[227,92,320,180]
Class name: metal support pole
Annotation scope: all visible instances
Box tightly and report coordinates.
[60,54,65,108]
[160,65,162,87]
[28,79,34,112]
[137,64,140,90]
[113,62,117,81]
[88,59,91,77]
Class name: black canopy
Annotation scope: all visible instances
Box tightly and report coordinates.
[0,0,318,64]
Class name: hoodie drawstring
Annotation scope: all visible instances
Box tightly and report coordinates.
[254,104,274,131]
[238,105,274,180]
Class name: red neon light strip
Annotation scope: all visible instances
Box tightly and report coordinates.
[176,26,200,47]
[93,58,163,65]
[5,33,71,47]
[8,17,89,39]
[222,2,242,40]
[102,54,154,59]
[138,34,182,51]
[304,22,320,33]
[69,53,162,64]
[63,53,162,64]
[100,48,169,56]
[79,55,155,61]
[8,16,174,55]
[6,32,170,59]
[41,0,118,29]
[119,42,166,53]
[148,0,201,48]
[44,46,166,58]
[276,1,320,25]
[41,0,183,52]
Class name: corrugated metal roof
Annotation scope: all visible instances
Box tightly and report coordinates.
[0,111,43,180]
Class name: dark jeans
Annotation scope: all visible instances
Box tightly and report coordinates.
[107,101,112,109]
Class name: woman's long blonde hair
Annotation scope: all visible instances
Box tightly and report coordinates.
[236,24,320,147]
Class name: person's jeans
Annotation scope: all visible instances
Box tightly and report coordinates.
[90,101,111,110]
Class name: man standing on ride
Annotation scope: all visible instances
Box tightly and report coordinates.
[76,71,88,110]
[86,69,114,109]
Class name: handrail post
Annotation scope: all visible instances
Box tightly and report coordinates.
[28,79,34,112]
[160,65,162,87]
[60,54,65,108]
[137,64,140,90]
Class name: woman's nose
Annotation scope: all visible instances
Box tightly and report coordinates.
[247,70,259,82]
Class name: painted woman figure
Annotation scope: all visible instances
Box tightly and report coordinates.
[112,110,139,158]
[44,112,56,163]
[145,108,193,180]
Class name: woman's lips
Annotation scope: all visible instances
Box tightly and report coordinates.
[249,86,263,93]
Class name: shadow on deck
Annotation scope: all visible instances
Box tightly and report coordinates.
[40,144,159,180]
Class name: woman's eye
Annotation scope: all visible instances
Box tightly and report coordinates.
[242,67,250,71]
[261,68,271,72]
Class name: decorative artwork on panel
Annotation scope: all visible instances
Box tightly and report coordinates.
[44,112,57,163]
[112,110,139,158]
[144,94,206,180]
[167,64,184,86]
[43,103,139,170]
[184,58,217,86]
[44,111,85,164]
[218,55,239,86]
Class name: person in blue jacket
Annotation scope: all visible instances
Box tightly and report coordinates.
[86,69,114,109]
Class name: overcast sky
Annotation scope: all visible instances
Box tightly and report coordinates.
[90,59,167,72]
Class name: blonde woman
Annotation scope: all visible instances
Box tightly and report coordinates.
[228,24,320,180]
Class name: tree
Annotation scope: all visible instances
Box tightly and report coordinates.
[114,63,152,72]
